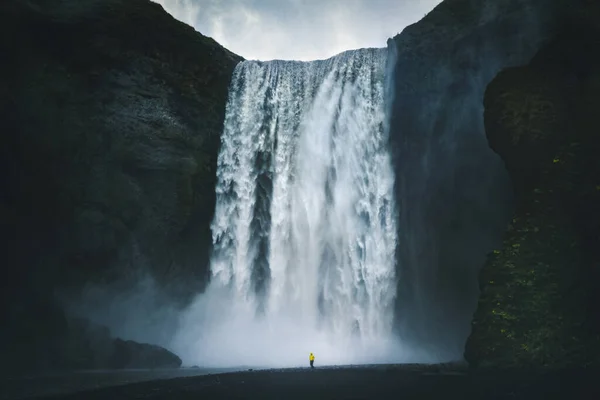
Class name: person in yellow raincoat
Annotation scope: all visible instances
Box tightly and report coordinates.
[309,352,315,368]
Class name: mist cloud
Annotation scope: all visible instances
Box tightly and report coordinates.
[152,0,442,61]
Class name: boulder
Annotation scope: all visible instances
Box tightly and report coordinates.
[62,317,182,370]
[110,339,182,369]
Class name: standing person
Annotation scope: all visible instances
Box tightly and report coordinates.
[309,352,315,368]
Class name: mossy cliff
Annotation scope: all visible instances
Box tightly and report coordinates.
[388,0,570,356]
[465,4,600,367]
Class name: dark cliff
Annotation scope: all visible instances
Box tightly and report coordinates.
[1,0,240,371]
[4,0,597,374]
[388,0,570,358]
[465,3,600,368]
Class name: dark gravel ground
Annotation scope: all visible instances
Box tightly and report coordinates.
[0,367,241,400]
[8,364,599,400]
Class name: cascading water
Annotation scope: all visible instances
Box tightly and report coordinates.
[173,47,406,367]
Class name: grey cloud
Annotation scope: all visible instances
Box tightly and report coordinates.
[153,0,442,61]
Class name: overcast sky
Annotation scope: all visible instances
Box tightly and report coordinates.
[152,0,442,61]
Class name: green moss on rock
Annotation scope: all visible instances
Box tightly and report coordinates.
[465,15,600,368]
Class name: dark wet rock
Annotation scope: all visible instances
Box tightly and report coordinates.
[1,0,241,299]
[0,0,240,373]
[465,3,600,368]
[1,313,182,372]
[61,317,181,369]
[110,338,181,369]
[388,0,571,357]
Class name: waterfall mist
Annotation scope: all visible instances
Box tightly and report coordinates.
[171,48,426,367]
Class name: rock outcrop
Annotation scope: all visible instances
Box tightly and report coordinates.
[62,318,182,369]
[465,3,600,368]
[1,0,240,372]
[388,0,570,358]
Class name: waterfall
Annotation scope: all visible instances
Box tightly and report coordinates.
[173,48,404,367]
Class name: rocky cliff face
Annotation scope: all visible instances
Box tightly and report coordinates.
[4,0,596,373]
[388,0,570,358]
[1,0,240,371]
[465,3,600,368]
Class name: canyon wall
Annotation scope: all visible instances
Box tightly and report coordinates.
[465,3,600,367]
[388,0,569,358]
[0,0,240,371]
